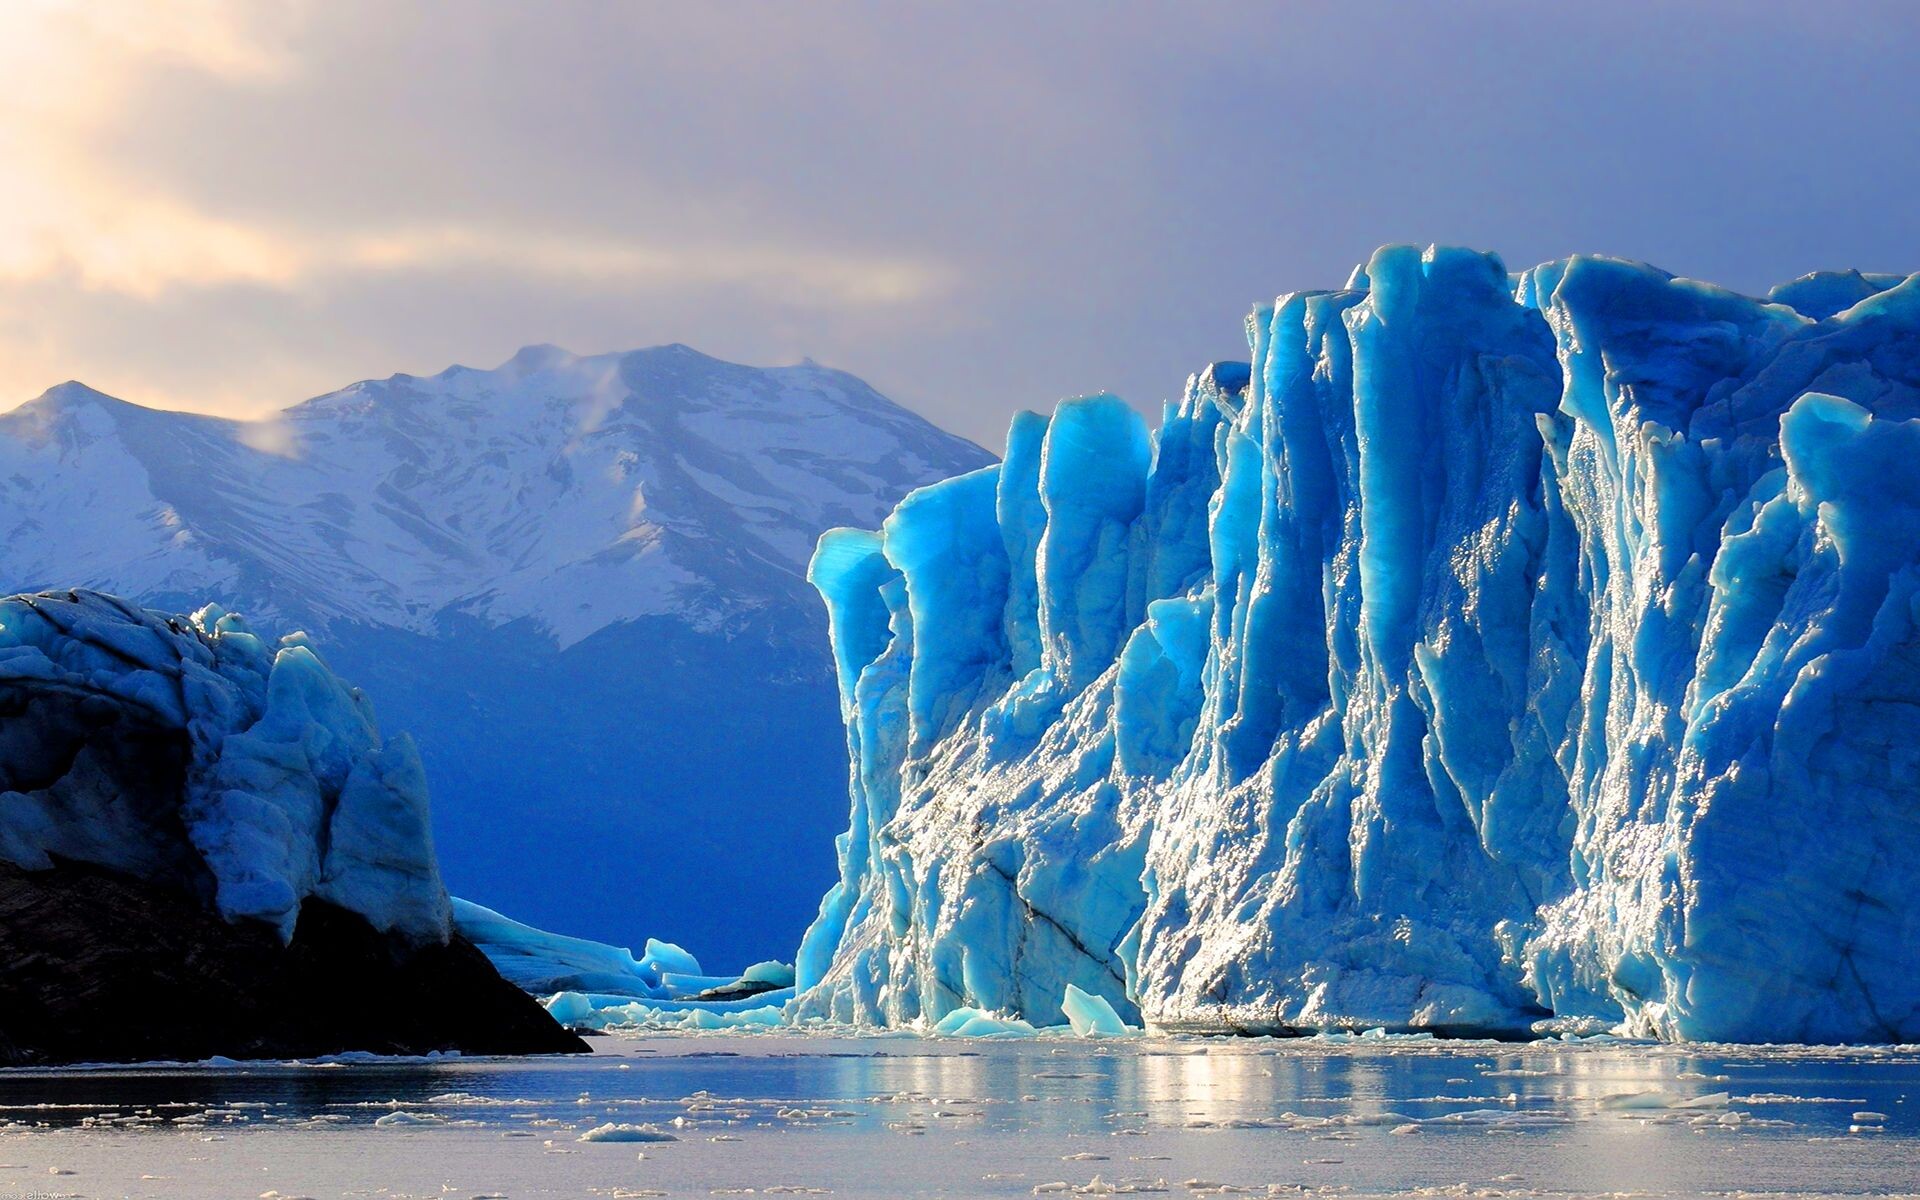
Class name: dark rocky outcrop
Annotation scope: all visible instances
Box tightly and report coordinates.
[0,859,585,1065]
[0,590,587,1063]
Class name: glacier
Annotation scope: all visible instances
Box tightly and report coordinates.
[790,246,1920,1044]
[454,898,800,1032]
[0,589,450,942]
[0,588,587,1061]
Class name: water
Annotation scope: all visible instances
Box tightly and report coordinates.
[0,1033,1913,1198]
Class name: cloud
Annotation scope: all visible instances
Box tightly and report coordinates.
[0,2,1915,445]
[0,2,297,295]
[0,4,948,305]
[0,3,960,416]
[340,227,945,307]
[0,206,946,308]
[0,0,295,88]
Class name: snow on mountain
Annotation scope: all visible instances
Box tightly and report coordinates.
[792,246,1920,1043]
[0,346,992,961]
[3,345,979,644]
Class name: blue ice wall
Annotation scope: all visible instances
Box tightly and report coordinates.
[791,245,1920,1043]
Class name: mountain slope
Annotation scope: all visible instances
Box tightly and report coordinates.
[0,346,991,961]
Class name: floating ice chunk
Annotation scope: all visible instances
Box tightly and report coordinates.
[740,960,797,988]
[543,991,596,1026]
[371,1112,442,1127]
[1062,985,1136,1038]
[931,1008,1042,1038]
[576,1123,678,1143]
[1071,1176,1169,1195]
[1599,1090,1731,1112]
[541,989,787,1031]
[642,938,701,978]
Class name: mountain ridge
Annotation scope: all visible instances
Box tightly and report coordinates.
[3,343,988,647]
[0,345,993,960]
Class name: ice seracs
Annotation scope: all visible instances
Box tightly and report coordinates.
[791,245,1920,1043]
[0,589,582,1062]
[0,589,448,941]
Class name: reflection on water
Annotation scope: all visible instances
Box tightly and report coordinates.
[0,1034,1913,1197]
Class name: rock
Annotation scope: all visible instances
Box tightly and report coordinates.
[0,858,585,1064]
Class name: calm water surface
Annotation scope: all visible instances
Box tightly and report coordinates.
[0,1033,1911,1198]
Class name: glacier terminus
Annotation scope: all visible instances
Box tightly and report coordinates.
[790,246,1920,1044]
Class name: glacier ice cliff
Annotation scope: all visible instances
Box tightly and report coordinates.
[0,590,582,1062]
[790,246,1920,1044]
[0,590,450,941]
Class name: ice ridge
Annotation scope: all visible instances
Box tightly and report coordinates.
[790,245,1920,1043]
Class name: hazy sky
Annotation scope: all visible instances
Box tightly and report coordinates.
[3,1,1917,446]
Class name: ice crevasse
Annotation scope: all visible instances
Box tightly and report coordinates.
[789,246,1920,1044]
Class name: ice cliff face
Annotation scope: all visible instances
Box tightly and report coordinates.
[0,589,449,942]
[792,246,1920,1044]
[0,589,586,1064]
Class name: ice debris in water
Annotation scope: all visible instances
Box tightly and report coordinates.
[544,993,787,1032]
[1062,985,1136,1038]
[576,1123,678,1143]
[789,245,1920,1044]
[1599,1091,1732,1112]
[371,1112,443,1127]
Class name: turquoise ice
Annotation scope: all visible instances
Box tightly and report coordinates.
[791,246,1920,1043]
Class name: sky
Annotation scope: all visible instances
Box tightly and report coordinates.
[2,1,1917,447]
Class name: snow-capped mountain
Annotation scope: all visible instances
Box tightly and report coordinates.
[2,344,980,643]
[0,346,992,961]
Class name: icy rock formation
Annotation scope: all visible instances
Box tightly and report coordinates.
[791,245,1920,1043]
[0,589,449,940]
[0,590,583,1062]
